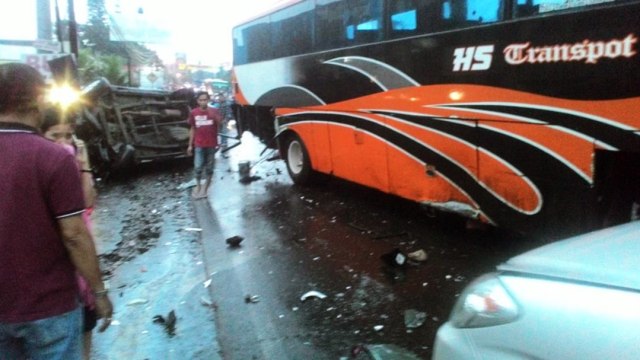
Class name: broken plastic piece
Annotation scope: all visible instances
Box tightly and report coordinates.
[127,298,149,306]
[244,294,260,303]
[200,297,213,307]
[407,249,428,262]
[380,248,407,267]
[300,290,327,302]
[404,309,427,329]
[353,344,422,359]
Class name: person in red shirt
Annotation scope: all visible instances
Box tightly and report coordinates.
[0,63,113,359]
[187,91,222,199]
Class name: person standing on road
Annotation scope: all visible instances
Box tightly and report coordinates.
[0,63,113,360]
[41,108,99,360]
[187,91,222,199]
[211,93,233,150]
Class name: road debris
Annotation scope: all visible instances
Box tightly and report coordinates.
[226,235,244,247]
[183,227,203,232]
[347,222,370,233]
[239,175,262,184]
[373,325,384,332]
[203,279,212,288]
[126,298,149,306]
[407,249,428,262]
[404,309,427,329]
[153,310,177,337]
[380,248,407,267]
[371,231,408,239]
[300,290,327,302]
[244,294,260,303]
[351,344,422,359]
[200,297,213,307]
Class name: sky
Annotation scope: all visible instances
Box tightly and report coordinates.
[0,0,287,66]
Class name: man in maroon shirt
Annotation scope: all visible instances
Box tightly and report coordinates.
[187,91,222,199]
[0,63,113,359]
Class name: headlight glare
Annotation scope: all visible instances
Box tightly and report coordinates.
[450,274,519,328]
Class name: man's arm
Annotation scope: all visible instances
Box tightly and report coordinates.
[58,214,113,331]
[187,126,195,155]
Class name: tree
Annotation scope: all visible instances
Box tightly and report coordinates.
[77,48,126,86]
[78,0,160,85]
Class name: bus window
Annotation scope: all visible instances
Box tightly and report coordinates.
[390,0,418,39]
[315,0,349,51]
[466,0,502,23]
[345,0,384,45]
[442,0,504,28]
[237,17,271,63]
[270,2,313,58]
[232,27,247,65]
[514,0,622,18]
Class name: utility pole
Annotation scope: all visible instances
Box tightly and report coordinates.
[68,0,79,58]
[36,0,52,41]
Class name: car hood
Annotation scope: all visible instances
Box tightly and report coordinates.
[498,221,640,290]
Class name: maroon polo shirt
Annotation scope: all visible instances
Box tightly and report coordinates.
[188,107,221,148]
[0,122,85,322]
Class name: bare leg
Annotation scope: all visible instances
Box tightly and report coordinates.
[83,331,92,360]
[193,179,202,198]
[201,175,213,197]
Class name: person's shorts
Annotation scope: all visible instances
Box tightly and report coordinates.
[0,306,82,359]
[194,147,217,177]
[83,307,97,332]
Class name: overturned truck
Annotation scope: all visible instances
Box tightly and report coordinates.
[74,78,195,176]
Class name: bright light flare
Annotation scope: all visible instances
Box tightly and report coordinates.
[47,84,81,109]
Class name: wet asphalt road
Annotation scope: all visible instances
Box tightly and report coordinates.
[89,133,548,359]
[196,134,547,359]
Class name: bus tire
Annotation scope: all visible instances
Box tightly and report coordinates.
[284,133,314,185]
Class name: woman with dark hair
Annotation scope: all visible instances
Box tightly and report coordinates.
[42,108,98,360]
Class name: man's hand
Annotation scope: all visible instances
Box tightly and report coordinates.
[187,145,193,156]
[95,295,114,332]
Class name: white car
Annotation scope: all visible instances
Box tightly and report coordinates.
[433,221,640,360]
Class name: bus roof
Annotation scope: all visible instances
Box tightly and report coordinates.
[233,0,303,28]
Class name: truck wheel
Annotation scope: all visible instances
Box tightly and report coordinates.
[284,133,314,185]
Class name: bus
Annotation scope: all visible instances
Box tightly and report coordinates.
[231,0,640,237]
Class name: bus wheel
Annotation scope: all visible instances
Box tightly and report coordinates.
[284,133,313,185]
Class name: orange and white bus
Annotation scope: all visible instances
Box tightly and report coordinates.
[232,0,640,237]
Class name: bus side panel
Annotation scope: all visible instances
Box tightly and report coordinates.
[327,124,390,193]
[286,122,333,174]
[386,144,476,206]
[385,117,479,206]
